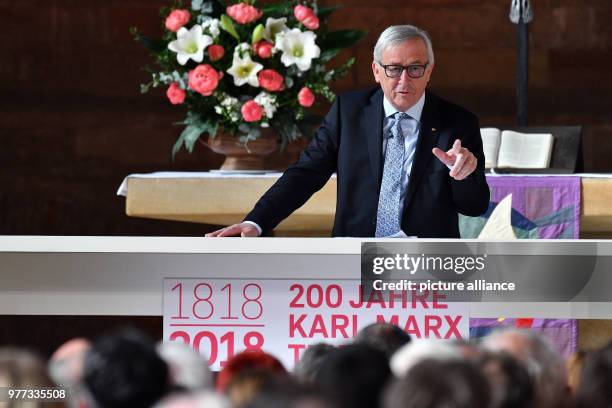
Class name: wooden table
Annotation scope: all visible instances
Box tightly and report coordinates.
[120,173,612,237]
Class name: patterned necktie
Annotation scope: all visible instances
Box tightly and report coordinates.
[375,112,410,237]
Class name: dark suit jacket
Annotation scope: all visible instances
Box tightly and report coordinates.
[245,87,490,237]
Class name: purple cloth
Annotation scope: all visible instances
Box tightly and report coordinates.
[486,176,581,239]
[468,176,581,357]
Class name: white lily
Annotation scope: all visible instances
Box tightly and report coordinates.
[263,17,288,42]
[168,25,213,65]
[226,52,263,87]
[201,18,220,39]
[275,28,320,71]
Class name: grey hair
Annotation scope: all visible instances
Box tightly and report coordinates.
[390,339,463,377]
[373,25,434,64]
[481,328,567,408]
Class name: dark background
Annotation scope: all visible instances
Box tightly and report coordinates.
[2,0,611,236]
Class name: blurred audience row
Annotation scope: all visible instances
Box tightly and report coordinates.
[0,323,609,408]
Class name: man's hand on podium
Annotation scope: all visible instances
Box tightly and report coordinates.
[205,222,260,237]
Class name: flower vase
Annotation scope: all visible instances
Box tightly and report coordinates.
[205,130,278,170]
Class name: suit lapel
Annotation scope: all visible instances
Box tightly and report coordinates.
[362,89,385,188]
[403,90,442,209]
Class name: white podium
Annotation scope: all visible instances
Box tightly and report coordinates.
[0,236,610,320]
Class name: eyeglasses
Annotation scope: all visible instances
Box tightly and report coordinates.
[377,62,429,79]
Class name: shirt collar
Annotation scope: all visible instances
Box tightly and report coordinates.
[382,92,426,123]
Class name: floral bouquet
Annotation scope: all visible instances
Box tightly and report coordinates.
[132,0,365,157]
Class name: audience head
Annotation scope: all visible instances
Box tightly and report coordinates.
[157,341,213,391]
[293,343,337,385]
[390,339,463,377]
[453,338,484,360]
[49,338,91,386]
[225,368,279,408]
[478,351,535,408]
[83,328,170,408]
[575,341,612,408]
[0,347,61,408]
[313,344,391,408]
[153,391,231,408]
[482,328,568,408]
[13,321,612,408]
[216,350,286,393]
[0,347,50,386]
[245,378,334,408]
[384,359,490,408]
[49,338,92,408]
[354,323,411,360]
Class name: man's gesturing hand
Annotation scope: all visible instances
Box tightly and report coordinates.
[205,222,260,237]
[432,139,477,180]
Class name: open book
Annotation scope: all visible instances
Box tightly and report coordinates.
[480,128,554,169]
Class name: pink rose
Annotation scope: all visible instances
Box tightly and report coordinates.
[253,40,274,59]
[241,100,264,122]
[208,44,225,61]
[302,13,319,30]
[166,82,186,105]
[258,69,284,92]
[294,5,319,30]
[293,5,312,21]
[165,9,190,32]
[298,87,315,107]
[188,64,222,96]
[226,3,263,25]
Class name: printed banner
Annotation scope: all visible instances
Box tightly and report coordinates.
[163,278,469,370]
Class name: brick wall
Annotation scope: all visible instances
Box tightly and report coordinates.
[1,0,611,235]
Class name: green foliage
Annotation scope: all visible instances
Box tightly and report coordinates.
[316,5,342,20]
[251,24,264,44]
[261,3,292,16]
[220,15,240,41]
[172,113,219,159]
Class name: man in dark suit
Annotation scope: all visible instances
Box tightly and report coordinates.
[207,25,490,238]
